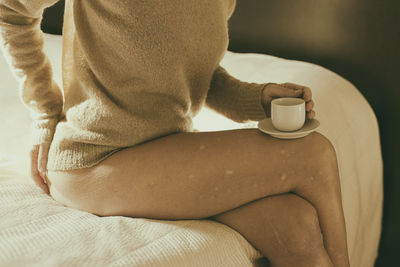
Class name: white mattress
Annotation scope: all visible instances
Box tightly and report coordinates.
[0,33,383,267]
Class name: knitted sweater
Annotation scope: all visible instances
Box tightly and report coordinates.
[0,0,267,171]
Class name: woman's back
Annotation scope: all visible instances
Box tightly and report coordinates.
[2,0,268,171]
[53,0,241,170]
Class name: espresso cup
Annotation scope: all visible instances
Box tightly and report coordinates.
[271,97,306,131]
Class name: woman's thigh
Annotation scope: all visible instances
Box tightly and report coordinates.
[48,129,331,219]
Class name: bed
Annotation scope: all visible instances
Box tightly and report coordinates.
[0,33,383,266]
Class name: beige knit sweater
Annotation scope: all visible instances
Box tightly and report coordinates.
[0,0,267,171]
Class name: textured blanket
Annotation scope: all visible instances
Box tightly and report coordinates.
[0,167,263,266]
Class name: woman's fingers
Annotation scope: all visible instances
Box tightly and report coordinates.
[307,110,316,119]
[306,99,314,112]
[30,145,50,195]
[281,82,312,102]
[265,83,303,98]
[38,143,50,183]
[303,87,312,102]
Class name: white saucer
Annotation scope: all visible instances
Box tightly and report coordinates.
[257,118,320,139]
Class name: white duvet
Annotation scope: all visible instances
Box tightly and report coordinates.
[0,33,383,267]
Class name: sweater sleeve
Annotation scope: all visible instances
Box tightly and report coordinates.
[0,0,63,145]
[205,65,267,123]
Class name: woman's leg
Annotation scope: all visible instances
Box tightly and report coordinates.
[210,193,333,267]
[48,129,349,266]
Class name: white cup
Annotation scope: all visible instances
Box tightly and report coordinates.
[271,97,306,131]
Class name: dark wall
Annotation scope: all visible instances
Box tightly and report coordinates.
[41,0,399,266]
[41,0,64,35]
[227,1,399,266]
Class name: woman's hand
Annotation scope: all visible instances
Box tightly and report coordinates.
[261,82,316,119]
[29,143,51,195]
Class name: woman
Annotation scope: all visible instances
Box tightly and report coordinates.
[0,0,350,266]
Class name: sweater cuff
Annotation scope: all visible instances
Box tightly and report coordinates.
[239,82,267,122]
[31,116,59,145]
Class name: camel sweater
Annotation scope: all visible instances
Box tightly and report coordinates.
[0,0,267,171]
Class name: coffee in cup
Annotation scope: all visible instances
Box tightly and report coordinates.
[271,97,305,131]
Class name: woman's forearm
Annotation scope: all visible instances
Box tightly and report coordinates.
[0,0,63,144]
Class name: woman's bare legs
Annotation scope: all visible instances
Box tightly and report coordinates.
[48,129,349,266]
[210,193,333,267]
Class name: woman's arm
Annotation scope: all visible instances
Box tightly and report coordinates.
[205,65,267,123]
[0,0,62,193]
[206,65,316,122]
[0,0,63,145]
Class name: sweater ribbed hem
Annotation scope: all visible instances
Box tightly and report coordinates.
[46,124,196,171]
[239,82,267,122]
[47,143,123,171]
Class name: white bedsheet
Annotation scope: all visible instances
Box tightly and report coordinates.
[0,33,383,267]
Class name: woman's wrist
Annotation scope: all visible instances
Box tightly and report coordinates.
[260,83,275,107]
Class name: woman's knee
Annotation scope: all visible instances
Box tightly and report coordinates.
[299,132,340,187]
[275,196,325,257]
[299,132,337,164]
